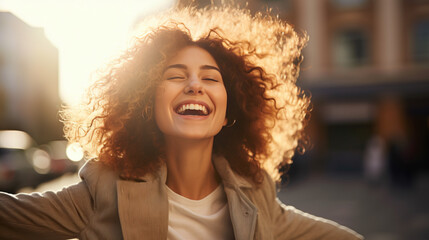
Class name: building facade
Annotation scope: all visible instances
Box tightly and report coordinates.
[0,12,63,144]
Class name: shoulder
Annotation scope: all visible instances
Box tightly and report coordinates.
[240,170,277,215]
[79,159,117,182]
[249,170,277,201]
[78,159,119,206]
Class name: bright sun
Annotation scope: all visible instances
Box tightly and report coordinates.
[0,0,175,105]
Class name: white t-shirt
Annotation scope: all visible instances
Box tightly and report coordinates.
[166,184,235,240]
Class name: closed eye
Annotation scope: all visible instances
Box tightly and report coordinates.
[166,76,185,80]
[203,78,219,82]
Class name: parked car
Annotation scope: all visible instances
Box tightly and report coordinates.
[38,140,81,176]
[0,130,84,193]
[0,130,41,193]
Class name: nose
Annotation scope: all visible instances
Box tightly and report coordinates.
[184,76,203,95]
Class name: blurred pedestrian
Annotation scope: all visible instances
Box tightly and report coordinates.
[364,135,387,186]
[376,97,416,189]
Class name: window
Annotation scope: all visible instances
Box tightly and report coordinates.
[413,20,429,63]
[331,0,368,9]
[333,29,369,68]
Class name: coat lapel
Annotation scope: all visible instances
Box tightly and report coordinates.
[223,187,258,240]
[116,165,168,240]
[213,156,258,240]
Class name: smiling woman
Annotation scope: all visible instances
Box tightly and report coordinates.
[0,6,363,240]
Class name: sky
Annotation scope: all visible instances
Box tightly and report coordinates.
[0,0,175,105]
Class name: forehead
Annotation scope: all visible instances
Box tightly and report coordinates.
[167,46,219,68]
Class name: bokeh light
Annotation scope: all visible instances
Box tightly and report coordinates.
[32,149,51,174]
[66,142,84,162]
[0,130,33,149]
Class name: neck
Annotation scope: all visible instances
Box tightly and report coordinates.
[164,136,219,200]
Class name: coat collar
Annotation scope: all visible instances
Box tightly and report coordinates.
[116,155,257,240]
[132,155,254,189]
[212,155,254,189]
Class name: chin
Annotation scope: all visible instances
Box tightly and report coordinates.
[168,127,222,141]
[175,132,215,140]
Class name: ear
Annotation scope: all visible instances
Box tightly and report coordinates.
[223,118,228,127]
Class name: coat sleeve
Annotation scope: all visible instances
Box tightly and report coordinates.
[263,174,364,240]
[0,181,93,240]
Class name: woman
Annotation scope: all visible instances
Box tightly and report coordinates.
[0,7,363,240]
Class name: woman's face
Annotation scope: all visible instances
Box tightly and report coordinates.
[155,46,227,140]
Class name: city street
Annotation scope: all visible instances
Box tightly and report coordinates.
[278,175,429,240]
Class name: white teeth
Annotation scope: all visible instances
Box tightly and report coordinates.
[177,104,208,115]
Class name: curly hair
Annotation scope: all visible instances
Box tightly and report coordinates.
[61,6,310,183]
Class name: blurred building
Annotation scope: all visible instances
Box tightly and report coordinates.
[259,0,429,179]
[0,12,63,144]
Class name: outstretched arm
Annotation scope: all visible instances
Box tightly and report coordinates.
[272,199,363,239]
[0,181,93,240]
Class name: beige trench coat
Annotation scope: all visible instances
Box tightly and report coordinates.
[0,156,363,240]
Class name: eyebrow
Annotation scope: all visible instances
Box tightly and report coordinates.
[163,64,221,73]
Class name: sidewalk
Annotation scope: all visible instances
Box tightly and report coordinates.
[278,174,429,240]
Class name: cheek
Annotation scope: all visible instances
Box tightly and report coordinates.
[216,88,228,116]
[154,86,165,113]
[216,90,228,129]
[154,86,169,128]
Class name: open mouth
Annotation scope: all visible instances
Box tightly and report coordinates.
[175,103,210,116]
